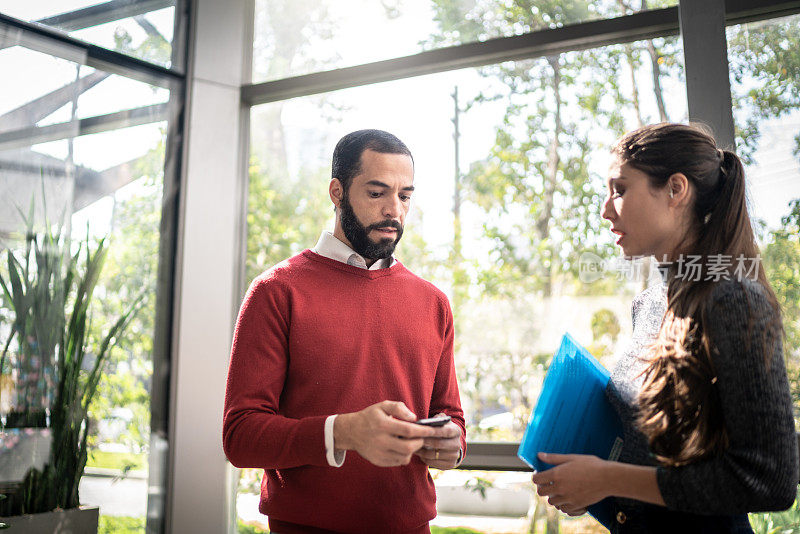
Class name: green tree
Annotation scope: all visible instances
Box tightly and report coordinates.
[763,199,800,358]
[88,145,164,454]
[729,17,800,425]
[728,18,800,162]
[246,155,332,281]
[429,0,680,305]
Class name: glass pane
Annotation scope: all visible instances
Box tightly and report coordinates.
[2,1,177,69]
[252,0,678,83]
[728,14,800,425]
[245,32,686,452]
[0,40,169,532]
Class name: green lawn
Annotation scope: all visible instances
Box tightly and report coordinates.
[98,516,145,533]
[86,450,147,471]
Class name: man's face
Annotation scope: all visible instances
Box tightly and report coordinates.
[332,149,414,261]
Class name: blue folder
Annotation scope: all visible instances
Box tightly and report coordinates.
[518,332,624,529]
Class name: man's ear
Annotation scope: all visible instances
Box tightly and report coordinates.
[329,178,343,209]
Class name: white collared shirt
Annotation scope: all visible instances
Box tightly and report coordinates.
[313,231,396,270]
[312,231,395,466]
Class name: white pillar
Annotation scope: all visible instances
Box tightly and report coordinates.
[168,1,252,532]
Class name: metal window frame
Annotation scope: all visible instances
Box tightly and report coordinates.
[238,0,800,473]
[241,0,800,106]
[147,1,190,532]
[0,11,183,88]
[34,0,174,32]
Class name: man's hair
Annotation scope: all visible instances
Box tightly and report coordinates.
[331,129,413,192]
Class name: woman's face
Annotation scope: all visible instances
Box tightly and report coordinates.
[602,158,686,260]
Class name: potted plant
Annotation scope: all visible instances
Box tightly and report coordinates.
[0,214,141,532]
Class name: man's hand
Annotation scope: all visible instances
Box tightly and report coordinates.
[414,413,462,470]
[333,401,437,467]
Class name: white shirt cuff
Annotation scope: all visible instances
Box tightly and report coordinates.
[324,414,346,467]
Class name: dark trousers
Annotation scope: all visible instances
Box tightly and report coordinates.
[608,500,754,534]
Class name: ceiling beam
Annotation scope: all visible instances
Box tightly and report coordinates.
[0,103,169,151]
[35,0,173,32]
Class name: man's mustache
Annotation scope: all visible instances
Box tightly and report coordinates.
[365,220,402,232]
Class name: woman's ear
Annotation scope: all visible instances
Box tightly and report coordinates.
[329,178,343,209]
[667,173,690,205]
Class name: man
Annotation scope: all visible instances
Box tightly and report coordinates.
[223,129,466,533]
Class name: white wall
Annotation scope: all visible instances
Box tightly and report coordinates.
[167,1,252,532]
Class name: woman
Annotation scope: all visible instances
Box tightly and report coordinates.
[532,123,798,533]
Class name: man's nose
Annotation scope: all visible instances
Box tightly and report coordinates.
[382,195,403,220]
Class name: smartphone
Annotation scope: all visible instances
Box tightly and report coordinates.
[414,415,451,427]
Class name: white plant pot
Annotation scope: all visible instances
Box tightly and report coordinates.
[1,505,99,533]
[0,427,52,483]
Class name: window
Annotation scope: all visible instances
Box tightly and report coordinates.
[3,1,179,69]
[0,6,184,531]
[728,13,800,422]
[252,0,679,83]
[242,29,686,533]
[237,1,800,531]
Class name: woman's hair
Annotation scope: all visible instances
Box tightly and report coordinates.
[611,122,783,466]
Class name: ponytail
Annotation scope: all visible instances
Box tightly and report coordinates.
[699,149,750,263]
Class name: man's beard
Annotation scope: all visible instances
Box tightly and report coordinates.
[340,193,403,261]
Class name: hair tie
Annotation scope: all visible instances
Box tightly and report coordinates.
[716,148,727,181]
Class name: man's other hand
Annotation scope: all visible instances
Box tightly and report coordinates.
[333,401,436,467]
[414,413,462,470]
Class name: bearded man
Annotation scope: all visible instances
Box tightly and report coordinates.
[223,129,466,534]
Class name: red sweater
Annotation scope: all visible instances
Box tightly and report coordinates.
[223,250,466,533]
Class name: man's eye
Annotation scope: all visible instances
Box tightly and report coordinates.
[369,191,382,198]
[612,188,624,198]
[400,195,411,202]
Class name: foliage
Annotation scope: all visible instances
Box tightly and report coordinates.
[430,0,682,300]
[88,156,164,455]
[246,155,332,281]
[86,450,146,472]
[589,308,622,358]
[237,519,269,534]
[0,217,142,515]
[112,19,172,67]
[254,0,337,81]
[464,475,494,500]
[728,18,800,162]
[748,490,800,534]
[237,467,263,495]
[98,515,145,534]
[459,347,548,439]
[763,199,800,358]
[430,527,484,534]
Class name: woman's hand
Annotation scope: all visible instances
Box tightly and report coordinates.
[531,452,611,515]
